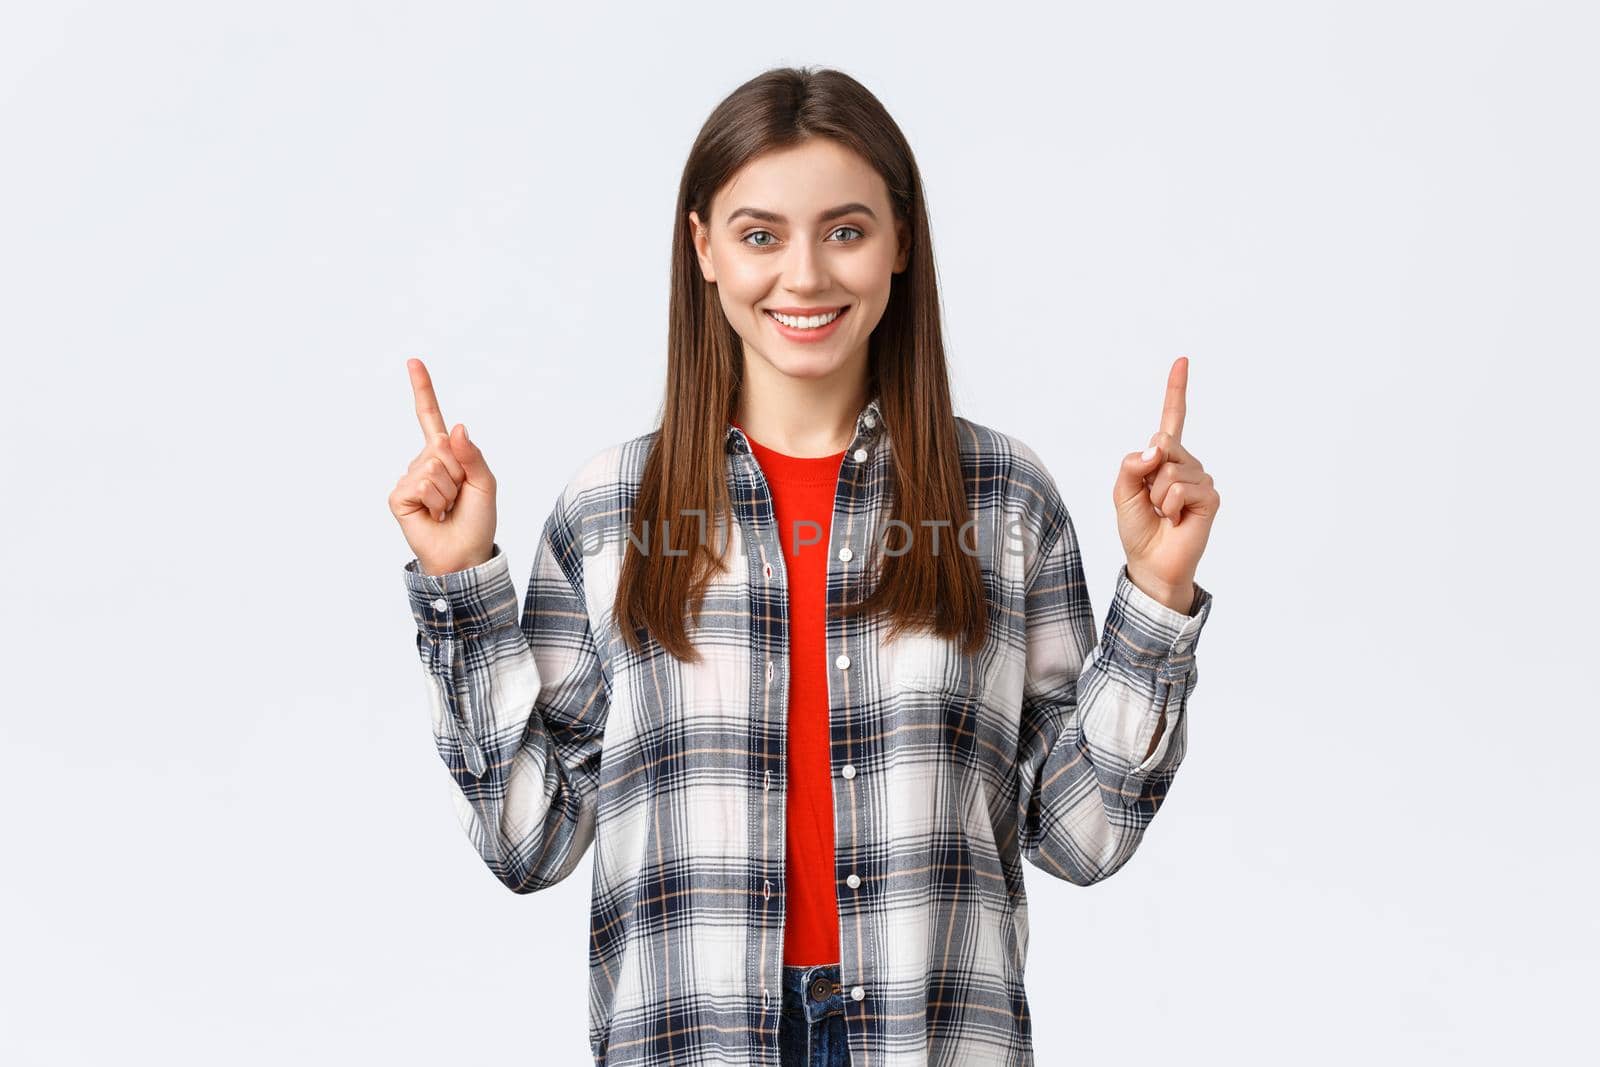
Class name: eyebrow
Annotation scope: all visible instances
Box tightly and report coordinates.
[725,202,878,226]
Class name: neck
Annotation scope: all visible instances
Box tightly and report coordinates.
[734,350,871,457]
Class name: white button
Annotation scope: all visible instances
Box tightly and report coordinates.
[852,448,868,462]
[863,413,876,428]
[835,654,851,670]
[846,874,861,888]
[431,597,449,612]
[850,985,864,1000]
[837,546,853,562]
[842,764,856,779]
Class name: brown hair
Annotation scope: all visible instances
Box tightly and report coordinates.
[614,65,986,663]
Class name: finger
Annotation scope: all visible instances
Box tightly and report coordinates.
[420,459,461,510]
[408,358,449,443]
[416,471,455,522]
[1147,459,1188,517]
[416,429,466,485]
[1115,442,1165,511]
[1162,481,1222,527]
[447,422,495,487]
[1146,429,1199,467]
[1158,482,1194,526]
[1159,356,1188,442]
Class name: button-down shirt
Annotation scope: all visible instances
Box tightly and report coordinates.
[403,395,1213,1067]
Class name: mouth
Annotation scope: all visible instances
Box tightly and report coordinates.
[762,305,850,332]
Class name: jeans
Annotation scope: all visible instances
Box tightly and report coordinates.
[778,962,853,1067]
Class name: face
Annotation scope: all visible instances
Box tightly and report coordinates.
[690,137,909,387]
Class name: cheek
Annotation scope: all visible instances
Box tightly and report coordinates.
[714,259,771,313]
[837,252,896,305]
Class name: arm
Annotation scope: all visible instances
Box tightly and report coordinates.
[1014,495,1212,887]
[403,489,611,893]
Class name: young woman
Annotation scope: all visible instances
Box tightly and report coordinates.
[390,66,1218,1067]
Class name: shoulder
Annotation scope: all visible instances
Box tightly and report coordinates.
[952,414,1076,584]
[559,429,659,512]
[951,414,1066,513]
[539,429,659,584]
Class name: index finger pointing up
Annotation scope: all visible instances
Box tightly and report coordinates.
[1159,356,1188,441]
[408,358,449,442]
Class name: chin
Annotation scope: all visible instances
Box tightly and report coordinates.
[769,355,842,379]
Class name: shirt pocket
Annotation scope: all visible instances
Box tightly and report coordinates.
[885,627,969,693]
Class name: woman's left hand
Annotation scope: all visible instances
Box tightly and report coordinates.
[1113,357,1221,614]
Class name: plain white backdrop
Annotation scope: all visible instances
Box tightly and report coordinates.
[3,1,1595,1063]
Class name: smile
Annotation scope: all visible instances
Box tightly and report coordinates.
[763,306,850,342]
[765,307,844,329]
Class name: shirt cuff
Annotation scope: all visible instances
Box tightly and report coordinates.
[1101,563,1213,683]
[404,543,520,641]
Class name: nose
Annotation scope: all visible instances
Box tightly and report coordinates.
[781,238,828,295]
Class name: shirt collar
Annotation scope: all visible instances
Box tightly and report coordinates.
[725,393,883,454]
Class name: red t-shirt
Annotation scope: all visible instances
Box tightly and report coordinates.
[736,422,847,966]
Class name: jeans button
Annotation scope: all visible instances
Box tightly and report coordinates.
[809,977,830,1001]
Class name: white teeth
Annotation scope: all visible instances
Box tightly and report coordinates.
[766,308,842,329]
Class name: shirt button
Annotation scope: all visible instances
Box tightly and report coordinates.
[851,985,865,1001]
[837,546,853,562]
[842,764,856,779]
[846,873,861,889]
[852,448,868,462]
[835,653,851,670]
[863,413,876,428]
[431,597,449,612]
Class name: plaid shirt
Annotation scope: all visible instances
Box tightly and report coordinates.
[403,395,1213,1067]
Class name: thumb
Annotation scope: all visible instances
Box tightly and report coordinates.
[1113,443,1164,527]
[1115,443,1162,504]
[447,423,493,484]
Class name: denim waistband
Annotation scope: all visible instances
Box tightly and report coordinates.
[781,962,845,1025]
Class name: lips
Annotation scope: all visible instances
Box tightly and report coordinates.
[763,306,848,326]
[764,305,847,316]
[763,304,851,340]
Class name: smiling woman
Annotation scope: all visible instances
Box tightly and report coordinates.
[686,139,910,403]
[393,63,1217,1067]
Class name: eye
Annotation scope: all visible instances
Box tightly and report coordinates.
[738,225,867,248]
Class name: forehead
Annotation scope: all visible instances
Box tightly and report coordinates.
[713,138,888,220]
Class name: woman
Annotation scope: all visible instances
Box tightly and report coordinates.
[390,66,1218,1067]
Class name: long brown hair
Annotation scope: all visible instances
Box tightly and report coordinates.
[614,66,986,663]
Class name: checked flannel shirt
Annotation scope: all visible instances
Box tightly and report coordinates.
[403,394,1213,1066]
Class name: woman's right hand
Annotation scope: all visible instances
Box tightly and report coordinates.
[388,358,498,576]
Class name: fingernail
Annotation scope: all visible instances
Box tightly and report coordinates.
[463,425,470,442]
[437,511,445,522]
[1141,446,1158,461]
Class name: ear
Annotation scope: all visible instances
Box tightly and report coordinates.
[892,218,910,274]
[688,210,716,283]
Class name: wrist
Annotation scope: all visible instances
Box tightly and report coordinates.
[1126,565,1196,615]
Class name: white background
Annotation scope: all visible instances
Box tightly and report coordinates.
[3,1,1595,1063]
